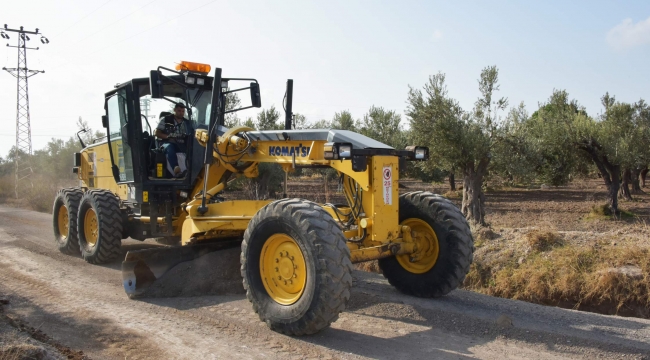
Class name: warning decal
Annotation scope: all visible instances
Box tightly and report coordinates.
[383,166,392,205]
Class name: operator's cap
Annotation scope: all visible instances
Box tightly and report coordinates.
[174,102,186,109]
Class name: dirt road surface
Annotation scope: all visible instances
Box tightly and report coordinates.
[0,206,648,359]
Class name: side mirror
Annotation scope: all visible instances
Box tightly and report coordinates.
[150,70,163,99]
[102,115,108,128]
[250,82,261,108]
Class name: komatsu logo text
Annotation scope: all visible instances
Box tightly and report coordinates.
[269,145,310,157]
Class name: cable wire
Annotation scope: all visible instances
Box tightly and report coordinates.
[61,0,160,48]
[48,0,219,70]
[52,0,115,37]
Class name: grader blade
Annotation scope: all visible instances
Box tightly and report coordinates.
[122,240,240,298]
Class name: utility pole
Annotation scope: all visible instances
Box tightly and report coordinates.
[1,24,49,198]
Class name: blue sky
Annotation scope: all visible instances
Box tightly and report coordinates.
[1,0,649,156]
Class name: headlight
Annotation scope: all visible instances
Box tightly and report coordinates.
[324,142,339,160]
[338,144,352,158]
[324,142,352,160]
[405,146,429,160]
[196,78,205,85]
[185,76,195,84]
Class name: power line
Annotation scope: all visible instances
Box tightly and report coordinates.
[60,0,160,49]
[48,0,218,70]
[52,0,114,37]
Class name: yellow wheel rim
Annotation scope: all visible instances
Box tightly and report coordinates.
[397,218,440,274]
[260,233,307,305]
[57,205,69,239]
[84,208,99,247]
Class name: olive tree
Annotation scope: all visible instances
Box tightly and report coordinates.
[490,103,538,185]
[407,66,507,225]
[533,91,646,214]
[524,91,585,186]
[630,100,650,193]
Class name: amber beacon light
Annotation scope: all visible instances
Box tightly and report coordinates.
[175,61,211,74]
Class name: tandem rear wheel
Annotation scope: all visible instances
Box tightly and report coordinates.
[77,190,123,264]
[241,199,353,336]
[52,188,83,254]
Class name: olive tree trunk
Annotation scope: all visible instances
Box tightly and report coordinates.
[608,164,621,214]
[631,167,644,194]
[578,140,621,215]
[461,158,489,226]
[619,168,633,200]
[448,170,456,191]
[641,167,649,188]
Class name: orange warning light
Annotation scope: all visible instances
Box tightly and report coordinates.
[175,61,211,74]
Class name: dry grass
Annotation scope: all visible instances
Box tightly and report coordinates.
[0,342,49,360]
[0,177,13,202]
[354,261,381,273]
[442,190,462,199]
[524,229,563,251]
[464,241,650,317]
[0,174,76,214]
[585,203,636,221]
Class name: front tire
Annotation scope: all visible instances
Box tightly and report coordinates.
[52,188,83,254]
[241,199,353,335]
[77,190,123,264]
[378,191,473,297]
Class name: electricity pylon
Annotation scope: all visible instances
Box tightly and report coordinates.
[1,25,49,198]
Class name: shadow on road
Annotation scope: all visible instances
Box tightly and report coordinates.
[136,270,650,359]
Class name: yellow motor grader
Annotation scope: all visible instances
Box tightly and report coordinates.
[52,61,473,335]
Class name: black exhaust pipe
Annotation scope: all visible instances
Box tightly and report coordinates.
[284,79,293,130]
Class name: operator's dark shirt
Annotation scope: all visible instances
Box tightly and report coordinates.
[156,115,193,152]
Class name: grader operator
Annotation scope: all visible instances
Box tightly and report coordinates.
[52,61,474,335]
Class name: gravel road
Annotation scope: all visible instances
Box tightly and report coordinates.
[0,205,648,359]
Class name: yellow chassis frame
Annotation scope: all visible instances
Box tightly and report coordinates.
[80,126,420,264]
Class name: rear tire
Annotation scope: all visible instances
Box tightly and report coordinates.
[77,190,123,264]
[52,188,83,255]
[378,191,473,297]
[241,199,353,335]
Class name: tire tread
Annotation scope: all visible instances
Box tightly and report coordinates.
[241,198,353,335]
[378,191,474,298]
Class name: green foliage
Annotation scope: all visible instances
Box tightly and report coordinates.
[293,113,308,129]
[489,103,537,185]
[406,67,508,180]
[525,91,585,185]
[407,66,508,224]
[224,92,242,127]
[406,72,463,175]
[597,95,650,170]
[243,117,256,129]
[357,106,406,149]
[332,110,356,131]
[309,119,332,129]
[256,106,282,130]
